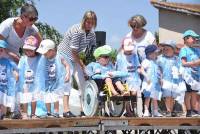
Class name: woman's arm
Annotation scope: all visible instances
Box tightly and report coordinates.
[182,59,200,67]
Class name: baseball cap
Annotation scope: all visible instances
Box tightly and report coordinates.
[160,40,176,49]
[23,36,38,50]
[0,40,8,48]
[183,30,199,39]
[145,44,158,56]
[122,37,134,51]
[37,39,56,54]
[93,45,112,59]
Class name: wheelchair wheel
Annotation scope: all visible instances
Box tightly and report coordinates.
[109,100,125,117]
[82,80,99,116]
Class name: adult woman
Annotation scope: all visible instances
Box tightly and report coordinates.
[126,15,156,62]
[58,10,97,117]
[0,3,42,63]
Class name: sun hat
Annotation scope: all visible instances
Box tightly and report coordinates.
[122,37,134,51]
[93,45,112,59]
[0,40,8,48]
[183,30,199,39]
[37,39,56,54]
[23,36,38,50]
[160,40,176,49]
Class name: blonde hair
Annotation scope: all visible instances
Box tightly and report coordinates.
[128,15,147,29]
[81,11,97,30]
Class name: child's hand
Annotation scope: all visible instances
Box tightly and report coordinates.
[13,70,19,81]
[107,71,113,77]
[64,71,70,83]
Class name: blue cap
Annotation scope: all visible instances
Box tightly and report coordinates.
[145,44,157,56]
[0,40,8,48]
[183,30,199,38]
[160,40,176,49]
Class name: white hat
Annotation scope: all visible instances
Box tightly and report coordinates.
[23,36,38,50]
[37,39,56,54]
[123,37,134,51]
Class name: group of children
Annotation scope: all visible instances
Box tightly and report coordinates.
[0,36,75,120]
[0,29,200,120]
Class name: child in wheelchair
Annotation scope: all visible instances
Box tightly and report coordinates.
[86,45,129,96]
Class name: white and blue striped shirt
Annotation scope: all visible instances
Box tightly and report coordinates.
[58,23,96,60]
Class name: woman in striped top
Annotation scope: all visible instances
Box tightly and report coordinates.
[58,10,97,117]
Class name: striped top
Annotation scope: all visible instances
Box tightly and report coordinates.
[58,23,96,60]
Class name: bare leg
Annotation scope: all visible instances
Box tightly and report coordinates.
[54,101,59,113]
[46,103,51,113]
[191,92,198,111]
[63,95,69,112]
[31,101,36,115]
[185,92,191,111]
[105,78,118,96]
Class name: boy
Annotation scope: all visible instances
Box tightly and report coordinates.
[36,39,75,118]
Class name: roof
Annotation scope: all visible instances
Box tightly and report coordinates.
[151,0,200,16]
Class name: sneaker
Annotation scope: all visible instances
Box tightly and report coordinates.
[47,112,59,118]
[63,111,76,118]
[153,111,163,117]
[143,110,150,117]
[165,111,171,117]
[80,111,86,117]
[191,110,200,117]
[186,110,192,117]
[171,111,177,117]
[11,111,21,119]
[21,113,29,119]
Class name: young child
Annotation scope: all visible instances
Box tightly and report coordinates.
[116,37,142,116]
[17,36,41,119]
[139,44,163,117]
[179,30,200,117]
[0,40,18,119]
[86,45,129,96]
[36,39,73,118]
[157,40,186,117]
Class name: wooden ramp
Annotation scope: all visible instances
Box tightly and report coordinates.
[0,117,199,133]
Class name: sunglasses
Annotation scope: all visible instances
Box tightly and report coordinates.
[24,15,38,22]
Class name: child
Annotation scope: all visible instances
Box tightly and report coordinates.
[116,38,142,116]
[36,39,73,118]
[179,30,200,117]
[157,40,186,117]
[139,44,163,117]
[17,36,41,119]
[0,40,18,119]
[86,45,129,96]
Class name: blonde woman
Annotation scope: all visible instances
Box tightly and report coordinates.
[58,11,97,117]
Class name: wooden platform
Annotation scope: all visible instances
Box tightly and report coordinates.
[0,117,200,133]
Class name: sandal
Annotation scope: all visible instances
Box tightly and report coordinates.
[121,91,130,96]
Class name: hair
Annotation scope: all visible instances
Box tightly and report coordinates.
[81,10,97,30]
[128,15,147,29]
[20,3,38,17]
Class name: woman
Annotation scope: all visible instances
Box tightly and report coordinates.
[126,15,156,62]
[58,10,97,117]
[0,3,42,63]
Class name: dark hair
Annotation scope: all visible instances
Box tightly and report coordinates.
[128,15,147,29]
[20,3,38,17]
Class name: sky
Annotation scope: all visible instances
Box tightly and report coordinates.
[34,0,200,48]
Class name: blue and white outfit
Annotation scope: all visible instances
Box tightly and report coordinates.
[157,55,186,99]
[35,54,71,103]
[116,52,141,91]
[179,46,200,91]
[141,59,162,100]
[17,55,41,103]
[0,58,18,111]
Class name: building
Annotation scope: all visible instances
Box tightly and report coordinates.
[151,0,200,43]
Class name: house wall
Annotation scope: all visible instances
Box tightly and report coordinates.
[159,9,200,43]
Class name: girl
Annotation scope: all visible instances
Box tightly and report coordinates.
[18,36,41,119]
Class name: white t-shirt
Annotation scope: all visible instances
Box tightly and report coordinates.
[126,30,155,62]
[0,17,39,56]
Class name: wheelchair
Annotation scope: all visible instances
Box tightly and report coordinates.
[81,79,138,117]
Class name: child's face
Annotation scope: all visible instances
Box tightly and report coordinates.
[148,51,157,60]
[184,36,196,46]
[163,45,174,57]
[98,55,110,66]
[44,49,56,59]
[24,49,36,57]
[0,48,6,57]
